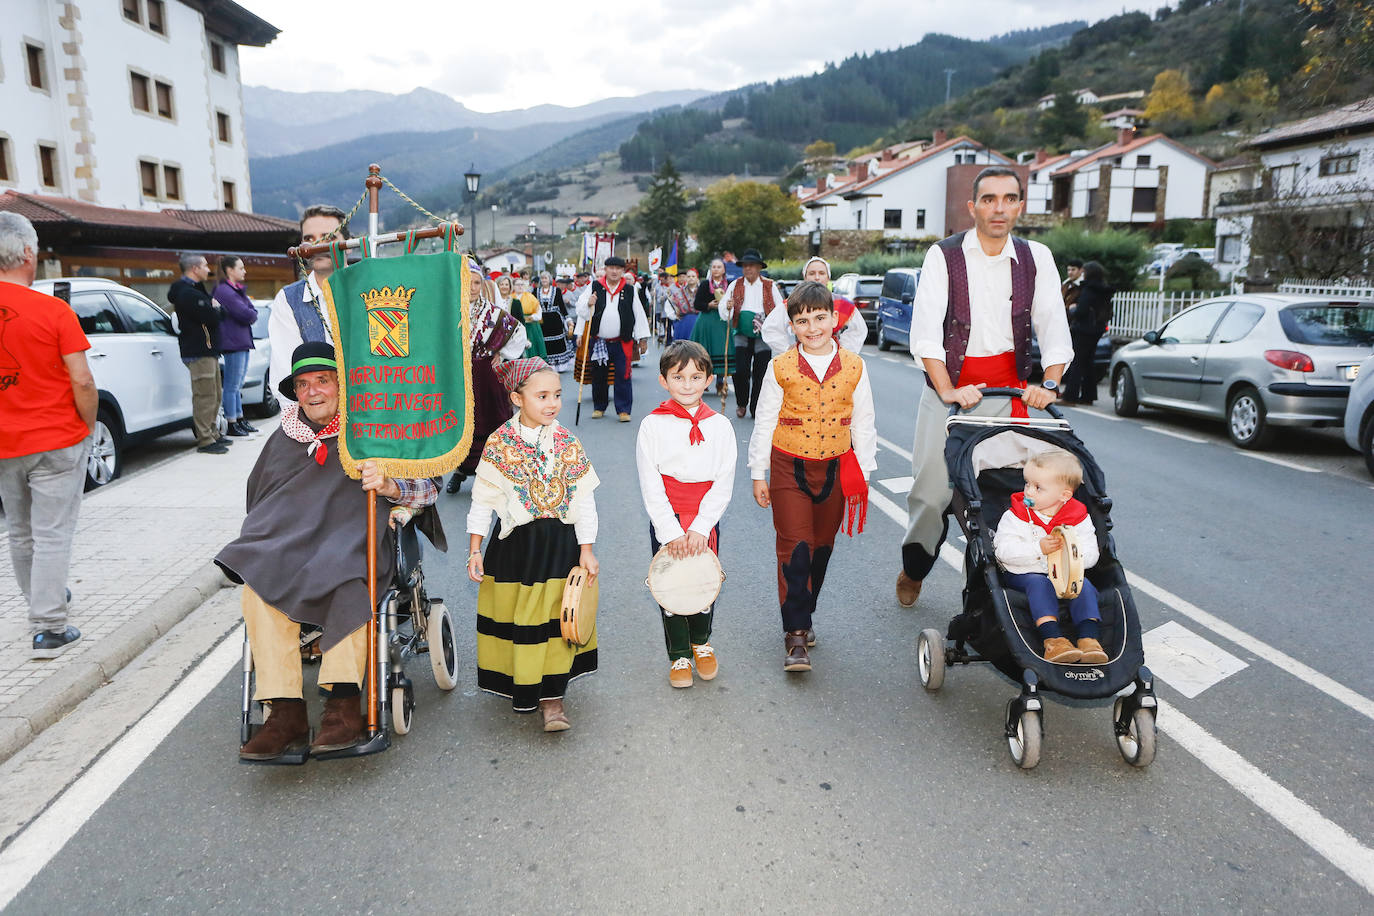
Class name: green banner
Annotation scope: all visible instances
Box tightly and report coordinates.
[321,247,474,480]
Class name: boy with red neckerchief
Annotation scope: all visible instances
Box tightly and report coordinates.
[992,448,1107,665]
[635,340,736,688]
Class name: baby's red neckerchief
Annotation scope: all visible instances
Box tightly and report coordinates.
[280,402,340,465]
[1010,492,1087,534]
[650,399,717,445]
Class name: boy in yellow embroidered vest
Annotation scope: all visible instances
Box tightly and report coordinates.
[747,282,877,672]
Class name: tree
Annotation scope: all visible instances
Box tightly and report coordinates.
[1035,91,1088,149]
[1143,69,1197,133]
[1295,0,1374,106]
[689,179,804,261]
[1248,179,1374,281]
[631,157,688,248]
[803,139,837,160]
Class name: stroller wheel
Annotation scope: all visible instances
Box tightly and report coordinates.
[917,629,945,690]
[1008,709,1042,770]
[428,601,459,691]
[1114,699,1157,768]
[391,684,415,735]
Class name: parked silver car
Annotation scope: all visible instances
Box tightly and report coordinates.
[1109,294,1374,448]
[32,277,195,488]
[1342,353,1374,478]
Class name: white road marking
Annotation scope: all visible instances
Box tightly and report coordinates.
[1064,407,1125,422]
[876,435,912,461]
[1143,425,1208,443]
[1156,699,1374,895]
[878,475,914,494]
[1141,621,1249,699]
[0,628,242,909]
[871,487,1374,889]
[1240,452,1321,473]
[1126,573,1374,723]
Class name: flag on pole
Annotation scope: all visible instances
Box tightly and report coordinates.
[648,246,663,271]
[665,237,678,277]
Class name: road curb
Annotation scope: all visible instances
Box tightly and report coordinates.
[0,563,229,766]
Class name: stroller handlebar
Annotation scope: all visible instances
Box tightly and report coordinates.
[946,386,1067,421]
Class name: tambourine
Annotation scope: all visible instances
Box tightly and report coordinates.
[560,566,598,646]
[1047,525,1084,599]
[646,548,725,616]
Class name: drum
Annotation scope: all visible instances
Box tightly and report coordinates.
[645,548,725,616]
[560,566,598,646]
[1047,525,1084,599]
[572,329,594,385]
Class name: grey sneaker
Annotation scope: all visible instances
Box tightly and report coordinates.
[32,626,82,659]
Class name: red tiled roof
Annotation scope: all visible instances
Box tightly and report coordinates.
[838,136,1014,197]
[0,191,193,232]
[162,209,296,233]
[1051,133,1215,177]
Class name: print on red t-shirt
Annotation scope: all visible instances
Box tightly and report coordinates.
[0,282,92,459]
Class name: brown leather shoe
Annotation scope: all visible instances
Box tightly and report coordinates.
[896,571,922,608]
[1042,637,1083,664]
[1077,637,1109,665]
[805,628,817,648]
[240,699,309,761]
[691,644,718,680]
[669,657,694,688]
[310,694,365,752]
[784,631,811,672]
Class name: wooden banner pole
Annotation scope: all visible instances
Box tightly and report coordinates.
[363,164,383,738]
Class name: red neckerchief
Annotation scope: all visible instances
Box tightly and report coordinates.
[1009,492,1088,534]
[650,399,717,445]
[601,277,626,299]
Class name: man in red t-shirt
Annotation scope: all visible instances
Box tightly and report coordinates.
[0,213,98,658]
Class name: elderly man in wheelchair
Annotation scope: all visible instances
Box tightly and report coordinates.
[216,342,447,763]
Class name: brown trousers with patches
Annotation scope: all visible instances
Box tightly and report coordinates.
[769,448,845,632]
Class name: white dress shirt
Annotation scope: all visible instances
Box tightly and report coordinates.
[747,342,878,480]
[268,272,331,395]
[635,406,737,544]
[910,231,1074,372]
[573,282,650,340]
[466,420,599,544]
[761,302,868,355]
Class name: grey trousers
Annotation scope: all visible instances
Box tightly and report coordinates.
[0,437,92,635]
[901,385,1011,581]
[187,356,222,447]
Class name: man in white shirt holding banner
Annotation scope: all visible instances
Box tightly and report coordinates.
[896,167,1074,609]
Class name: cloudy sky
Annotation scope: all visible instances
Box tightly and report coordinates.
[237,0,1160,112]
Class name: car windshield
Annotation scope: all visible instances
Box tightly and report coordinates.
[1278,303,1374,347]
[251,303,271,339]
[857,280,882,298]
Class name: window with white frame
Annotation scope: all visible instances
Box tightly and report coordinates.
[1318,153,1357,177]
[883,209,902,229]
[0,137,13,183]
[37,144,59,188]
[25,43,48,91]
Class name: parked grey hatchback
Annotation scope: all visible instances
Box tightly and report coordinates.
[1109,294,1374,448]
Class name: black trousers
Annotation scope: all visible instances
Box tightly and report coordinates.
[734,341,769,415]
[1063,330,1101,402]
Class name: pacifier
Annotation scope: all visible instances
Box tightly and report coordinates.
[1023,496,1036,508]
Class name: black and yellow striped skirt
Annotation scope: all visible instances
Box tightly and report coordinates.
[477,518,598,713]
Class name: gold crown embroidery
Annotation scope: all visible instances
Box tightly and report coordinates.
[362,286,416,358]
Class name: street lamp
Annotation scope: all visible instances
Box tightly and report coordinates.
[490,204,498,248]
[526,219,538,275]
[463,164,480,251]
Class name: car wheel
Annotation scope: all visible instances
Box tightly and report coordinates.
[1359,409,1374,479]
[249,375,280,418]
[877,320,892,351]
[86,408,123,490]
[1112,366,1139,417]
[1227,386,1274,449]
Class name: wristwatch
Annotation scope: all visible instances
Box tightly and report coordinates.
[1041,379,1059,395]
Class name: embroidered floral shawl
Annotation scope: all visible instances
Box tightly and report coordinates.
[471,419,598,539]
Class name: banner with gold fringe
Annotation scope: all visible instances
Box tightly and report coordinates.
[320,238,474,480]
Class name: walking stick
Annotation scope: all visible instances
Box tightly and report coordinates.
[720,300,731,412]
[574,330,591,425]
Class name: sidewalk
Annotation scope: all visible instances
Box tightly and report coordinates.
[0,425,274,763]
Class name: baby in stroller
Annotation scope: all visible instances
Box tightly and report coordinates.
[992,449,1108,666]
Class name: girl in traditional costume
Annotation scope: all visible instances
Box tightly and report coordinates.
[502,276,547,360]
[535,271,575,373]
[466,357,600,732]
[689,258,731,395]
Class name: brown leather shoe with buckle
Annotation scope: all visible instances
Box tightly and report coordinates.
[310,694,365,753]
[896,571,922,608]
[240,699,309,761]
[784,630,811,672]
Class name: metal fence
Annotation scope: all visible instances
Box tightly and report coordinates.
[1109,289,1224,340]
[1276,280,1374,300]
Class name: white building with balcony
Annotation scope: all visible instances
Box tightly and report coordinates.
[1046,129,1214,225]
[0,0,278,213]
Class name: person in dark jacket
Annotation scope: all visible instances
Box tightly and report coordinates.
[212,255,260,437]
[1062,260,1112,404]
[168,253,227,453]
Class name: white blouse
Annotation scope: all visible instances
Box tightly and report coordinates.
[635,406,737,544]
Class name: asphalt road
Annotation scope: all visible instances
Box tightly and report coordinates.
[4,344,1371,913]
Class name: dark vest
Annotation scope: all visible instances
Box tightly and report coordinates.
[590,281,641,342]
[282,278,330,344]
[936,231,1036,386]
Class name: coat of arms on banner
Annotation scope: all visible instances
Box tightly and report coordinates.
[364,285,414,358]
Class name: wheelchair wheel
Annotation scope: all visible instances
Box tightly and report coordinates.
[428,600,459,690]
[1008,709,1041,770]
[917,629,945,691]
[391,684,414,735]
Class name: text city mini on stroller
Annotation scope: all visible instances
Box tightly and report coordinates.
[916,389,1157,770]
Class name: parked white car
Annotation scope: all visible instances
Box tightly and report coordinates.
[237,301,277,418]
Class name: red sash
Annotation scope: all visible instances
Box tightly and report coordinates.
[959,351,1027,418]
[662,475,718,551]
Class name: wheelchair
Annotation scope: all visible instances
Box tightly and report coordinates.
[238,519,458,764]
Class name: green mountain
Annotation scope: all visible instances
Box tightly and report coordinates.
[616,24,1085,175]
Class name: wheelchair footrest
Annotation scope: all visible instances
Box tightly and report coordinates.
[311,730,391,761]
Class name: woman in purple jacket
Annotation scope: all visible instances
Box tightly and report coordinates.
[212,256,259,436]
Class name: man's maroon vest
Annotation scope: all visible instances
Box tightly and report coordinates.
[935,231,1036,386]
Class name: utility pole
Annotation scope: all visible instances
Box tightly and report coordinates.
[944,69,956,105]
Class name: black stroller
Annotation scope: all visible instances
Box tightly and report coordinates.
[916,389,1157,770]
